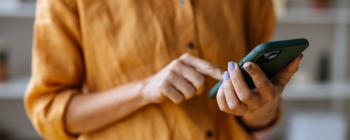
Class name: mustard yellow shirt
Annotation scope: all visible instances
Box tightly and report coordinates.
[25,0,276,140]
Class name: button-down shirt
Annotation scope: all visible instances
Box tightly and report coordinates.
[25,0,276,140]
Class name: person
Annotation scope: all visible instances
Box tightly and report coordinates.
[24,0,303,140]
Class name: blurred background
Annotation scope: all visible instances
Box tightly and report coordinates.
[0,0,349,139]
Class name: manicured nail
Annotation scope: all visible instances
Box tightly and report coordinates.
[244,63,253,71]
[223,71,230,80]
[228,61,235,71]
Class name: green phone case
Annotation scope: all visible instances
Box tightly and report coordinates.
[208,38,309,99]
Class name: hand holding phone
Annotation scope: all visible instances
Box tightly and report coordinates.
[208,38,309,98]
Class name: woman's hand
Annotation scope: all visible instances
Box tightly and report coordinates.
[217,55,303,127]
[66,53,222,133]
[142,53,223,104]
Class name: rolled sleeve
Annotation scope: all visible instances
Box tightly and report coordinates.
[24,0,83,139]
[26,88,79,140]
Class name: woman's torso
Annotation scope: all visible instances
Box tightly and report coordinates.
[75,0,271,139]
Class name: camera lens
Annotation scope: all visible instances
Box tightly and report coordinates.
[256,50,281,63]
[264,50,280,60]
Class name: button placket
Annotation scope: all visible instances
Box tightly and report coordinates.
[176,0,200,56]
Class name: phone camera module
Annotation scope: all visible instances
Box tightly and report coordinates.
[256,50,281,63]
[264,50,280,60]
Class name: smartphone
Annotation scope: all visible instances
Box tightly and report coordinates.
[208,38,309,99]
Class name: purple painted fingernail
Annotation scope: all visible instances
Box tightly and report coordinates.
[228,61,235,71]
[223,71,230,80]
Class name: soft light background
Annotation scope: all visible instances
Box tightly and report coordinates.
[0,0,349,139]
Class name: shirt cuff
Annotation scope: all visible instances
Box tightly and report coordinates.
[29,90,79,140]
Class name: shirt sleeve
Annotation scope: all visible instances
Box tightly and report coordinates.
[24,0,83,139]
[244,0,276,52]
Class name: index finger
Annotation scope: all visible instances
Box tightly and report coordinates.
[180,53,223,80]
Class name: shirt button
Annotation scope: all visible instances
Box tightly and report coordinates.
[187,42,196,49]
[205,129,214,138]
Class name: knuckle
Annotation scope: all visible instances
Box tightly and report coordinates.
[188,86,196,94]
[178,95,186,103]
[175,98,185,104]
[217,103,224,111]
[217,102,228,112]
[165,70,176,78]
[256,79,272,88]
[162,92,172,100]
[196,75,205,84]
[218,106,224,111]
[161,86,171,94]
[186,93,195,99]
[227,102,240,110]
[159,82,168,89]
[162,85,173,94]
[219,105,228,112]
[170,60,181,68]
[163,92,171,98]
[173,100,181,104]
[195,86,204,95]
[184,89,195,99]
[227,104,235,111]
[166,93,184,104]
[239,93,255,103]
[207,64,219,72]
[193,75,205,93]
[180,53,191,60]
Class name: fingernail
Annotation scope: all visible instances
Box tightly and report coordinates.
[244,63,253,71]
[223,71,230,80]
[228,61,235,71]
